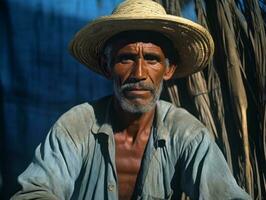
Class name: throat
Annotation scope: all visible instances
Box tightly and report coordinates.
[112,98,156,142]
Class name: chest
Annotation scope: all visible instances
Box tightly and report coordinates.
[75,133,179,200]
[114,133,149,200]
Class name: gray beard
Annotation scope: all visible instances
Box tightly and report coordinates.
[113,80,163,114]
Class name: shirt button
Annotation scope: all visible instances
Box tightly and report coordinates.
[107,183,115,192]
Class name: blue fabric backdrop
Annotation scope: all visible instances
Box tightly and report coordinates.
[0,0,122,198]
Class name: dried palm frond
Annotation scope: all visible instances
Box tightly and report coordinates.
[204,0,253,194]
[239,0,266,197]
[187,72,218,139]
[195,0,233,170]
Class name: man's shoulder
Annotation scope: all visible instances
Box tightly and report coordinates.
[158,100,204,128]
[58,95,110,120]
[158,100,207,143]
[53,96,111,138]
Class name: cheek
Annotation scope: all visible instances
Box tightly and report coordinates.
[112,64,132,83]
[148,67,167,85]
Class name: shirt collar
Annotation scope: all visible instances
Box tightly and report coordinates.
[153,100,171,143]
[91,96,172,143]
[91,96,113,136]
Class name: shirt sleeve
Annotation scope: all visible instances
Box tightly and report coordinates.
[11,124,83,200]
[180,128,252,200]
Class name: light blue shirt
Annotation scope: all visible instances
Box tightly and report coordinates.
[12,96,251,199]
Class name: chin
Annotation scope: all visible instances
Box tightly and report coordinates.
[120,98,157,114]
[113,80,163,114]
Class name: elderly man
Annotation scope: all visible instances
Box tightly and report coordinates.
[12,0,251,199]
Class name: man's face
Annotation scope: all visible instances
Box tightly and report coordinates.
[107,40,175,113]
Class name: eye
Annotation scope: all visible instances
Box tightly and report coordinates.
[144,54,161,64]
[116,54,135,64]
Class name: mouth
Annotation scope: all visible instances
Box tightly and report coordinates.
[123,87,151,97]
[119,82,155,99]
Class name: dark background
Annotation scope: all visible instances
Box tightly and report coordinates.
[0,0,123,198]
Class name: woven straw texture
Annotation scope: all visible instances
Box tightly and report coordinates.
[69,0,214,78]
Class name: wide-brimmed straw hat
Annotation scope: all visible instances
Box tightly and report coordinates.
[69,0,214,78]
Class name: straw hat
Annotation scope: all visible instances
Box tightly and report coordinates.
[69,0,214,78]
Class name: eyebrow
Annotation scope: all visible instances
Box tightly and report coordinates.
[116,53,137,59]
[116,52,162,58]
[143,52,161,59]
[115,53,163,64]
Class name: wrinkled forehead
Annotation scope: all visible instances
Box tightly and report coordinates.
[103,31,176,58]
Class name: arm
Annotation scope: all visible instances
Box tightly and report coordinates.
[11,124,83,200]
[180,128,251,200]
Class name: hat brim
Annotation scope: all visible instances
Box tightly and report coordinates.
[69,15,214,78]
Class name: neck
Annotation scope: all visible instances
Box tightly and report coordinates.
[112,97,156,142]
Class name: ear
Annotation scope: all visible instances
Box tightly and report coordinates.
[100,55,112,79]
[163,64,177,80]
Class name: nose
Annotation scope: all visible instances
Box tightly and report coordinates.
[131,58,147,81]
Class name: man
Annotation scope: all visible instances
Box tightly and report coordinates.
[12,0,251,199]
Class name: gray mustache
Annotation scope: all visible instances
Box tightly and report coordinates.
[120,82,155,92]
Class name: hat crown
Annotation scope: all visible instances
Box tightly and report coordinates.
[70,0,214,78]
[112,0,167,16]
